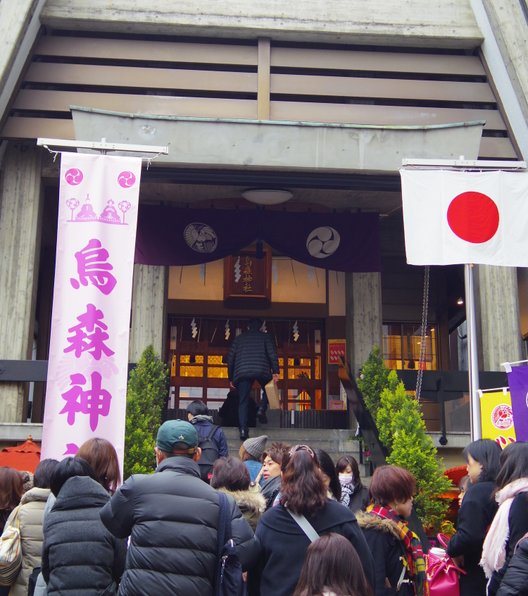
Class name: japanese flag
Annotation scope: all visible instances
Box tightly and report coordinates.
[400,169,528,266]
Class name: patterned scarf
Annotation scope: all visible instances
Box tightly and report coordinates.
[368,504,426,596]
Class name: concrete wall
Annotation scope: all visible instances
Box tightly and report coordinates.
[482,0,528,125]
[41,0,483,48]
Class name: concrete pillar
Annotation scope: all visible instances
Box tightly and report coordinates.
[0,142,43,421]
[345,272,383,376]
[476,264,522,370]
[129,264,168,363]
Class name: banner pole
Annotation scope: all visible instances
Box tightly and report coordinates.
[465,263,481,440]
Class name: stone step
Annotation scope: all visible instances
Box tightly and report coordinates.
[221,426,371,479]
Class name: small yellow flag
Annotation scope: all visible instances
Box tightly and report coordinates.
[480,390,516,448]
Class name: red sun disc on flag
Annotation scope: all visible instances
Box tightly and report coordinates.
[447,191,500,243]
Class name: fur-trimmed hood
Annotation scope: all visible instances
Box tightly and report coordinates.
[218,488,266,530]
[355,510,402,541]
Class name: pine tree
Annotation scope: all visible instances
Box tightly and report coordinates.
[124,345,168,478]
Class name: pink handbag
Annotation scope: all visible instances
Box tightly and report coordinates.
[425,534,466,596]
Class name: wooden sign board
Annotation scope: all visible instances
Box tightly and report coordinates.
[224,249,271,308]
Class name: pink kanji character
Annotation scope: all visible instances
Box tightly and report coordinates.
[70,238,117,295]
[60,371,112,431]
[64,303,114,360]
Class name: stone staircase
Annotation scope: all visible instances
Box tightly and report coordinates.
[222,425,372,481]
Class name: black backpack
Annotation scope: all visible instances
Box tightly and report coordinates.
[198,424,220,482]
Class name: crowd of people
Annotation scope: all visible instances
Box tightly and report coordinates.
[0,422,527,595]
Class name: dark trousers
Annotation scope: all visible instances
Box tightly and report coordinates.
[236,377,269,431]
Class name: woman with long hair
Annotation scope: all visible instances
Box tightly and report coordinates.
[2,459,58,596]
[336,454,370,513]
[293,532,373,596]
[252,445,375,596]
[77,437,121,494]
[0,467,23,533]
[314,449,341,502]
[446,438,502,595]
[210,456,266,531]
[0,468,23,596]
[356,465,426,596]
[481,441,528,595]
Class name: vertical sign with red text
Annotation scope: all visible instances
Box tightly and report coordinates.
[42,153,141,469]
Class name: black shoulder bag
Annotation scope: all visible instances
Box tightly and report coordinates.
[215,491,247,596]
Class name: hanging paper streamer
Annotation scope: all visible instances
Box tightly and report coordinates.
[292,320,299,342]
[224,319,231,340]
[191,317,198,339]
[480,389,516,446]
[234,256,241,283]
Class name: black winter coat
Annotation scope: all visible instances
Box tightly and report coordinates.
[356,511,414,596]
[227,329,279,384]
[496,535,528,596]
[447,480,498,595]
[42,476,127,596]
[100,456,260,596]
[488,493,528,596]
[251,500,375,596]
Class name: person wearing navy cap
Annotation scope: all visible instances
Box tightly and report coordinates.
[100,419,259,596]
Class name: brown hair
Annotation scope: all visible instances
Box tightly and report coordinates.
[279,446,327,516]
[369,465,416,506]
[210,457,250,492]
[77,437,121,494]
[336,454,361,481]
[495,441,528,491]
[293,532,373,596]
[0,467,23,512]
[263,442,291,465]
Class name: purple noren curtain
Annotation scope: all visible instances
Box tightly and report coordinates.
[135,205,381,272]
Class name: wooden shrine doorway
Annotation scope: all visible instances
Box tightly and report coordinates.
[167,316,325,412]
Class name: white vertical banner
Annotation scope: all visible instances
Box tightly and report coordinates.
[42,153,142,469]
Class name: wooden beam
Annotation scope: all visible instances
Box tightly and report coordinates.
[257,38,271,120]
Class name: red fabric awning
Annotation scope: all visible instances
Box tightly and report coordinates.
[0,437,41,473]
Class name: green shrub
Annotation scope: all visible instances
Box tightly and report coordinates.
[379,373,452,531]
[124,345,168,478]
[360,356,451,532]
[356,346,389,421]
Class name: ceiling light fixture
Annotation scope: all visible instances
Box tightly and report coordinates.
[457,297,464,305]
[242,188,293,205]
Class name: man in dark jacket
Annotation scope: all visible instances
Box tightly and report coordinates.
[187,399,229,482]
[100,420,260,596]
[186,399,229,456]
[227,318,279,440]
